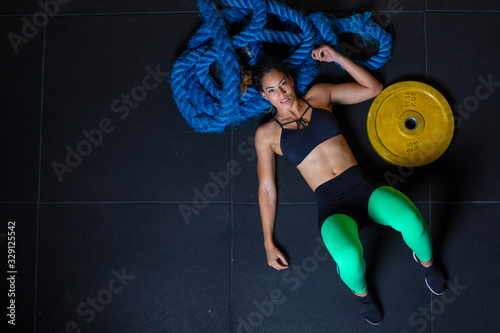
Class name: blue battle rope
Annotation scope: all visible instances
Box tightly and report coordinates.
[170,0,393,133]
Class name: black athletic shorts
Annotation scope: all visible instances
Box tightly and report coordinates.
[314,165,384,231]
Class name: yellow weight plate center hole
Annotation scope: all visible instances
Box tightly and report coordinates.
[404,117,417,130]
[397,110,425,138]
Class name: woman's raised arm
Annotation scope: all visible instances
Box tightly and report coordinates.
[311,45,383,106]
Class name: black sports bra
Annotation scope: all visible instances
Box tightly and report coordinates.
[273,99,342,167]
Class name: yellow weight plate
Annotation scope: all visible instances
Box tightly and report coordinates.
[367,81,454,167]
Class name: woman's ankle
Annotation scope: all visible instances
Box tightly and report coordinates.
[419,255,434,268]
[353,290,368,297]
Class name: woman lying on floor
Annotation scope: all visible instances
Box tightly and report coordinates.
[252,44,446,325]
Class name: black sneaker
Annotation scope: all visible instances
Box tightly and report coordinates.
[413,252,446,295]
[353,292,382,325]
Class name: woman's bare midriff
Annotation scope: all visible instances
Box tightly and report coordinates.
[296,135,358,191]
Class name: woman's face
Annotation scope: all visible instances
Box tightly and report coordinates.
[260,70,295,108]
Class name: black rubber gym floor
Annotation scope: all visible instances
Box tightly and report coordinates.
[1,0,499,332]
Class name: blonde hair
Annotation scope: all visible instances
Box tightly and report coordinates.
[240,66,252,96]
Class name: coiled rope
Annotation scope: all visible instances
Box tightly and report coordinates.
[170,0,393,133]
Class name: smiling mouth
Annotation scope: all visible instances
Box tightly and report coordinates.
[280,98,289,104]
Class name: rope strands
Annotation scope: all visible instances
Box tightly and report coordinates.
[170,0,394,133]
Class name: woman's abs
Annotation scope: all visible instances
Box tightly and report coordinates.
[298,135,358,191]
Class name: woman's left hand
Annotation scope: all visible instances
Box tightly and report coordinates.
[311,45,341,63]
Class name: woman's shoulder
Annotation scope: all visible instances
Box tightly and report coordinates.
[304,83,335,109]
[256,119,280,146]
[256,119,277,137]
[306,82,336,96]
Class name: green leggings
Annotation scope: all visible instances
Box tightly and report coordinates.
[320,186,433,294]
